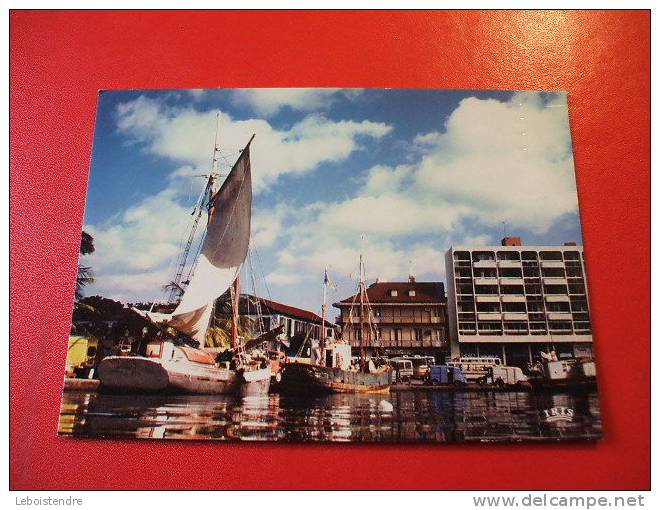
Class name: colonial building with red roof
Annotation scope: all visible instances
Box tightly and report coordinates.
[333,276,448,355]
[239,294,337,352]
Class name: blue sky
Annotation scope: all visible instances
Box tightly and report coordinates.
[81,88,582,314]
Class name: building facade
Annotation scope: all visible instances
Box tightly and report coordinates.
[333,277,448,356]
[445,237,593,368]
[239,295,337,353]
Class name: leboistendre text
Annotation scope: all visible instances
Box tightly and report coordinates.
[16,497,83,506]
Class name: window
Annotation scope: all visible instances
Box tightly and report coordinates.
[473,251,496,262]
[390,290,398,297]
[394,328,402,346]
[540,251,562,261]
[408,290,416,297]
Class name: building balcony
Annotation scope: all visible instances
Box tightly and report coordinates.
[343,316,443,325]
[477,312,502,321]
[473,260,497,268]
[503,328,529,335]
[473,277,498,285]
[475,295,500,302]
[541,260,565,268]
[501,295,526,302]
[545,295,570,302]
[499,277,524,285]
[543,277,568,285]
[548,328,573,335]
[502,312,528,321]
[498,260,522,268]
[547,312,573,321]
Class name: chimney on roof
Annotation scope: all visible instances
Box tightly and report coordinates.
[564,241,577,246]
[501,236,522,246]
[408,275,416,283]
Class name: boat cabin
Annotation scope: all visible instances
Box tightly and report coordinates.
[311,343,352,370]
[145,341,215,365]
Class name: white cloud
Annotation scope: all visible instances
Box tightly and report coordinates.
[231,88,363,116]
[263,91,578,298]
[413,91,578,232]
[265,270,304,286]
[314,194,466,238]
[252,204,288,248]
[84,94,391,302]
[460,234,494,246]
[362,164,413,195]
[186,89,206,100]
[88,90,578,308]
[83,186,195,302]
[114,96,391,193]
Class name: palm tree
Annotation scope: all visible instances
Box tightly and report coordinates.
[205,297,258,348]
[80,231,95,255]
[76,231,95,300]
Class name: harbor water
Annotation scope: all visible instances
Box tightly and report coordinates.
[59,389,602,442]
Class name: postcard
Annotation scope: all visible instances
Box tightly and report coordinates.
[59,88,601,442]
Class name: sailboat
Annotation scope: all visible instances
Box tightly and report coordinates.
[279,257,393,394]
[97,130,272,396]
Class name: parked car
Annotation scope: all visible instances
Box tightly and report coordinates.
[426,365,467,386]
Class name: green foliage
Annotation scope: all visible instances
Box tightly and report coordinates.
[204,298,258,348]
[80,231,95,255]
[76,231,95,300]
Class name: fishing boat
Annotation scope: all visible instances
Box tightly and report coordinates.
[527,352,597,391]
[280,258,392,394]
[98,126,272,396]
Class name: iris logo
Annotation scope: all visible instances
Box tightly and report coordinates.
[540,406,574,423]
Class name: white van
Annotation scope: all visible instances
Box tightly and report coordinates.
[389,359,413,383]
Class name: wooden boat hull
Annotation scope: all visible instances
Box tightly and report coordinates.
[63,377,101,392]
[280,362,392,395]
[97,356,270,396]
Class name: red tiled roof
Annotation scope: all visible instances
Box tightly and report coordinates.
[334,281,446,306]
[243,295,335,327]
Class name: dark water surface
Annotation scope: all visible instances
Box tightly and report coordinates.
[59,390,602,442]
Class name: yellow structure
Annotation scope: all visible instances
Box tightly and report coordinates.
[65,335,99,376]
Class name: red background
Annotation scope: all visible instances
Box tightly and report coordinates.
[10,10,650,490]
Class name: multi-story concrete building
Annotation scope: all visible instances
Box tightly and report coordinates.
[333,277,448,356]
[445,237,593,368]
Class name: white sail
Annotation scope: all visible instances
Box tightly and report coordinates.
[165,138,253,347]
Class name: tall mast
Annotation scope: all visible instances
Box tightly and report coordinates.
[167,113,222,303]
[231,276,240,349]
[320,268,328,366]
[359,255,367,368]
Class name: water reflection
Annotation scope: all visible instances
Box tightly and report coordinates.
[59,390,602,443]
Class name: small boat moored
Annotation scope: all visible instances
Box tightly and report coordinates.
[98,340,271,396]
[280,259,393,395]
